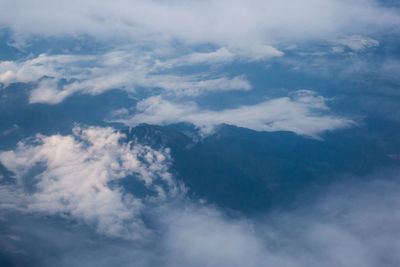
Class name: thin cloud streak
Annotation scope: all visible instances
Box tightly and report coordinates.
[0,52,252,104]
[114,90,354,138]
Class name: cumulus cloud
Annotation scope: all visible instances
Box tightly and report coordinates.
[114,90,354,138]
[0,52,251,104]
[0,126,180,238]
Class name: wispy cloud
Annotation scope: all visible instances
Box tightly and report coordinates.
[333,35,380,52]
[114,90,354,138]
[0,51,251,104]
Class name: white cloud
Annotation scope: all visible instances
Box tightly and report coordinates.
[0,52,251,104]
[161,204,291,267]
[114,90,354,138]
[0,126,179,238]
[334,35,380,51]
[159,175,400,267]
[0,54,93,86]
[157,46,284,68]
[157,48,236,67]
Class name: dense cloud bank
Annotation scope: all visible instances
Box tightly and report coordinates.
[1,0,399,50]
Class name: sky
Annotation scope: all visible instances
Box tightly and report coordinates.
[0,0,400,266]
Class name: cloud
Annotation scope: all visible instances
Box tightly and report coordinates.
[334,35,380,51]
[2,124,19,136]
[0,126,180,238]
[0,1,398,108]
[114,90,354,138]
[163,47,236,66]
[0,0,399,54]
[2,169,400,267]
[0,127,398,266]
[158,173,400,267]
[160,204,291,267]
[1,1,397,106]
[157,46,284,68]
[0,52,251,104]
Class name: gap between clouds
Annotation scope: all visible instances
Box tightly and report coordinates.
[112,90,354,138]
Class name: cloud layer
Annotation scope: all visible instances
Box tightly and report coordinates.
[159,174,400,267]
[1,0,399,52]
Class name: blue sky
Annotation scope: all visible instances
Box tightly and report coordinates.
[0,1,400,266]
